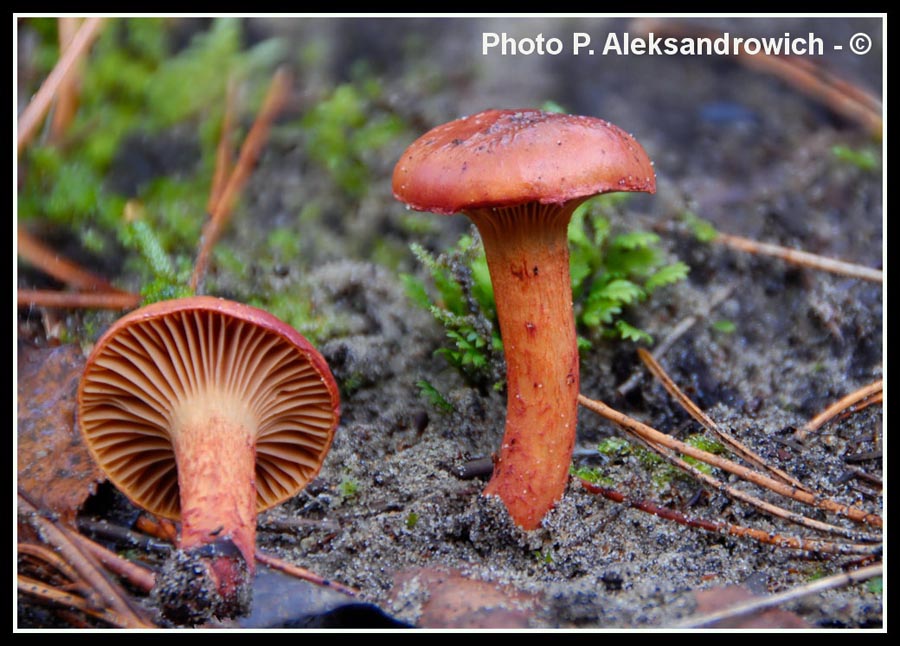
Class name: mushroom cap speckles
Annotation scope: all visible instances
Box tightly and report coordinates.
[392,109,656,215]
[77,296,340,520]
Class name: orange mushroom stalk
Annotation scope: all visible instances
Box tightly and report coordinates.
[393,109,655,529]
[77,297,340,621]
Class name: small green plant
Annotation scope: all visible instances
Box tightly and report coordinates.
[119,219,194,304]
[416,379,454,414]
[570,465,615,487]
[579,434,725,492]
[680,211,718,243]
[248,288,331,345]
[539,100,567,114]
[405,511,419,530]
[401,238,503,390]
[681,434,726,475]
[711,319,737,334]
[533,549,555,565]
[404,195,689,386]
[569,197,690,348]
[831,144,880,172]
[337,475,360,502]
[596,436,633,457]
[865,577,883,595]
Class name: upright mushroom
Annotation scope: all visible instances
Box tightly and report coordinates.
[393,109,655,529]
[77,296,340,621]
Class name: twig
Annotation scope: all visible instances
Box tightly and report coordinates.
[134,514,179,544]
[64,528,156,594]
[78,516,174,555]
[18,227,117,291]
[17,289,141,310]
[17,575,153,628]
[17,227,142,310]
[615,428,881,544]
[637,348,810,493]
[50,17,83,142]
[795,379,883,441]
[255,549,358,598]
[629,18,883,137]
[617,285,733,397]
[737,50,883,138]
[455,456,495,480]
[577,394,882,528]
[258,516,342,534]
[17,17,105,154]
[18,543,83,588]
[18,493,152,628]
[578,480,878,556]
[715,232,883,282]
[673,562,883,628]
[190,67,292,292]
[844,459,882,488]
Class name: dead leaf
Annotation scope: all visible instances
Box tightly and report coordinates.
[694,585,811,629]
[17,343,104,522]
[391,568,540,629]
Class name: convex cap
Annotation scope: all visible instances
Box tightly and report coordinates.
[392,108,656,215]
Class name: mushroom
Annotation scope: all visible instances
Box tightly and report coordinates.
[393,109,655,529]
[77,296,340,621]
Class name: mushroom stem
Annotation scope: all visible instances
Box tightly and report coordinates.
[468,201,581,530]
[172,409,257,605]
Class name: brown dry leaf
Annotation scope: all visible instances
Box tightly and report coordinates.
[694,585,811,629]
[391,568,540,629]
[17,343,104,522]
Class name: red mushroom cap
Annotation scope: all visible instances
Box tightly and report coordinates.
[392,109,656,215]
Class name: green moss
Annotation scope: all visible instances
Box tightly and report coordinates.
[371,238,410,272]
[398,214,439,236]
[405,512,419,530]
[539,100,567,114]
[267,227,302,264]
[80,227,107,254]
[121,219,175,279]
[684,434,726,455]
[416,379,454,414]
[597,436,632,457]
[865,577,883,595]
[680,211,718,243]
[711,319,737,334]
[300,80,407,197]
[213,246,250,282]
[634,445,664,471]
[831,145,880,172]
[570,465,615,487]
[249,289,330,345]
[337,476,360,502]
[139,176,207,250]
[340,373,365,397]
[534,549,555,565]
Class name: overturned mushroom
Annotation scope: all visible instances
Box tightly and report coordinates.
[393,109,656,529]
[77,296,340,622]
